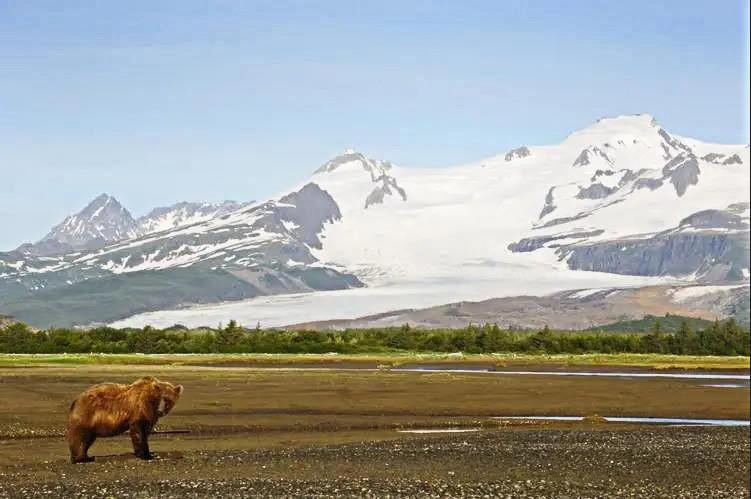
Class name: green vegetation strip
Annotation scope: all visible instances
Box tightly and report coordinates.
[0,352,748,370]
[1,319,748,361]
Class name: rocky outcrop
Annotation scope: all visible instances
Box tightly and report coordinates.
[662,154,700,196]
[315,150,407,209]
[315,150,371,174]
[365,175,407,208]
[633,177,663,191]
[508,229,604,253]
[657,128,692,158]
[561,232,747,280]
[702,153,725,164]
[573,146,611,167]
[558,206,750,281]
[723,154,743,165]
[679,208,749,230]
[576,183,616,200]
[504,146,530,161]
[278,183,343,249]
[538,187,556,218]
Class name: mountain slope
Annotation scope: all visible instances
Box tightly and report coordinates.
[132,200,253,237]
[280,284,750,331]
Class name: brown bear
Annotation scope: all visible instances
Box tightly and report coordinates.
[67,376,183,463]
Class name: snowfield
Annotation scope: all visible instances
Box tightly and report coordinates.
[112,114,749,328]
[111,268,663,329]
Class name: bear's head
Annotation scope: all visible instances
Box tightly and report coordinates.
[157,381,184,418]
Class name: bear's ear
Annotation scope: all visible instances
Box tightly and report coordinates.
[175,385,184,396]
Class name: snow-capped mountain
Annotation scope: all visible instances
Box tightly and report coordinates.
[16,194,137,256]
[13,197,255,257]
[1,114,749,328]
[308,114,748,285]
[0,184,363,326]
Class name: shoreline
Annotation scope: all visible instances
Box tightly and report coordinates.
[1,352,748,371]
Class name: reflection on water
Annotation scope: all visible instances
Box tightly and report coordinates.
[397,428,481,434]
[494,416,750,427]
[392,368,750,380]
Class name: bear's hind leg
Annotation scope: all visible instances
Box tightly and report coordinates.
[129,421,153,460]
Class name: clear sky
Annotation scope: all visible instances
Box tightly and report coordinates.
[1,0,749,250]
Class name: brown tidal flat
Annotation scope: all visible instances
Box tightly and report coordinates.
[0,363,748,497]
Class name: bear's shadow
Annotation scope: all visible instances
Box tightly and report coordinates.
[92,451,184,463]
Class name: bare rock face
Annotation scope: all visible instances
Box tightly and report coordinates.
[558,205,750,282]
[538,187,556,219]
[365,176,407,209]
[315,150,407,209]
[657,128,692,159]
[576,183,616,200]
[662,154,701,196]
[679,208,749,230]
[722,154,743,165]
[700,153,742,165]
[572,146,611,167]
[561,233,745,279]
[633,177,663,191]
[508,230,604,253]
[277,183,343,249]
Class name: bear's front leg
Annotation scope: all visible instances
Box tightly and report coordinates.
[129,421,153,460]
[68,427,96,464]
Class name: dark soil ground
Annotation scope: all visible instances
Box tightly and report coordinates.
[0,363,748,497]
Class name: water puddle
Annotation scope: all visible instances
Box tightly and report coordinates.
[397,428,481,434]
[493,416,750,427]
[391,368,750,380]
[701,384,749,389]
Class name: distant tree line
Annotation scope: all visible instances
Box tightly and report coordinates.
[0,319,748,356]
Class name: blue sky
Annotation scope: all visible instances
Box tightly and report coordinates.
[1,0,749,250]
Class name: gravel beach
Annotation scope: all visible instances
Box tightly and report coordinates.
[1,426,748,498]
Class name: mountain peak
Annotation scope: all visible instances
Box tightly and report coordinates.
[562,113,666,152]
[575,113,659,137]
[30,194,137,255]
[92,192,114,203]
[314,149,369,174]
[596,113,658,126]
[78,193,124,216]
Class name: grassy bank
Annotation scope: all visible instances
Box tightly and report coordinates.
[0,352,748,370]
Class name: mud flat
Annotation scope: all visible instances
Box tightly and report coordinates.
[0,363,748,497]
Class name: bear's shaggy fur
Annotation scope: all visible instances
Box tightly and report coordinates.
[67,376,183,463]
